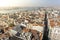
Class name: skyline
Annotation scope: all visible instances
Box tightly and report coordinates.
[0,0,60,7]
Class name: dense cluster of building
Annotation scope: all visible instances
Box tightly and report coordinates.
[47,8,60,40]
[0,8,45,40]
[0,7,60,40]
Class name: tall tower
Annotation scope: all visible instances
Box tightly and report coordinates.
[42,11,49,40]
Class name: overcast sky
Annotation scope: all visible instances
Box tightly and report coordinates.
[0,0,60,7]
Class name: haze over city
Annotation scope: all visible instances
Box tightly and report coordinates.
[0,0,60,7]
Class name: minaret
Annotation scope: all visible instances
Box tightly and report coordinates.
[42,11,49,40]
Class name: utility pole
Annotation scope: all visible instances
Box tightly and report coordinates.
[42,11,49,40]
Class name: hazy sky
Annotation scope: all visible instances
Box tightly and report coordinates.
[0,0,60,7]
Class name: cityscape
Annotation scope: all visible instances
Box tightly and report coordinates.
[0,0,60,40]
[0,7,60,40]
